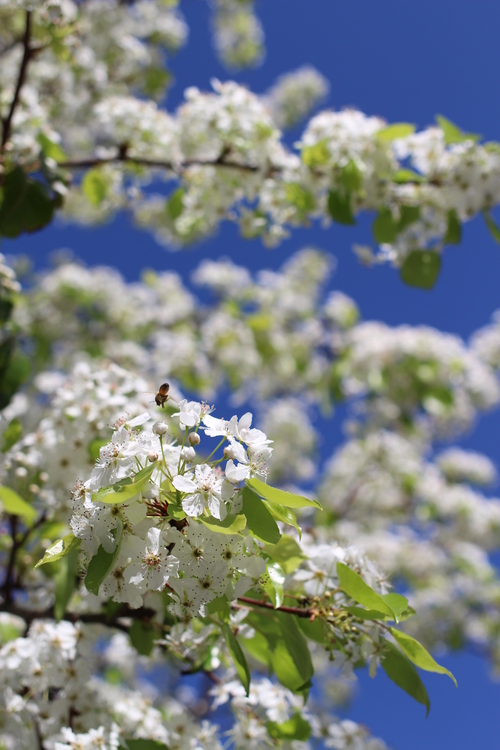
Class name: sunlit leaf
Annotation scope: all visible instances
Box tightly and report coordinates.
[400,251,441,289]
[0,486,37,523]
[247,478,321,509]
[35,534,81,569]
[223,624,250,695]
[390,628,457,685]
[381,641,430,715]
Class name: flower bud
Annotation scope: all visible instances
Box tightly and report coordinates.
[181,446,196,462]
[148,451,159,463]
[188,432,201,447]
[223,445,236,460]
[152,421,168,436]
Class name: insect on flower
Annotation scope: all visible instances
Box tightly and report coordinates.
[155,382,170,408]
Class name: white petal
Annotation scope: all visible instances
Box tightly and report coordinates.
[182,492,205,517]
[225,460,250,483]
[172,474,197,492]
[126,412,151,428]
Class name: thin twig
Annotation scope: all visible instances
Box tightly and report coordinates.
[58,153,263,174]
[2,515,19,604]
[0,601,155,634]
[1,10,33,150]
[236,595,318,619]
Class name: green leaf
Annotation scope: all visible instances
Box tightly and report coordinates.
[143,65,172,97]
[247,478,321,509]
[244,611,314,693]
[206,595,230,620]
[263,535,307,574]
[390,628,457,686]
[344,605,393,621]
[222,624,251,695]
[483,210,500,243]
[81,168,109,206]
[436,115,480,145]
[87,438,108,462]
[92,463,157,505]
[398,205,421,231]
[400,250,441,290]
[327,189,355,225]
[377,123,416,142]
[381,641,430,715]
[166,188,184,220]
[0,168,55,237]
[129,620,157,656]
[302,139,331,168]
[444,209,461,244]
[35,534,81,569]
[0,486,37,523]
[297,616,329,645]
[262,499,301,537]
[267,713,312,741]
[336,562,396,619]
[38,133,67,162]
[339,160,363,192]
[0,351,31,406]
[274,611,314,692]
[373,206,420,244]
[265,562,285,608]
[0,296,14,324]
[53,544,79,621]
[241,487,281,544]
[285,183,315,218]
[84,526,122,596]
[373,208,398,243]
[380,593,409,620]
[392,168,425,184]
[2,417,22,452]
[199,513,246,535]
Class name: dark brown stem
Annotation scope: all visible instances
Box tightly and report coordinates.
[2,515,19,604]
[1,11,33,150]
[17,511,47,549]
[58,153,262,174]
[237,595,318,619]
[0,601,156,634]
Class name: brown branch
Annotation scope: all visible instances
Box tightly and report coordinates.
[58,153,263,174]
[0,601,156,633]
[1,11,33,150]
[2,515,19,604]
[237,595,318,619]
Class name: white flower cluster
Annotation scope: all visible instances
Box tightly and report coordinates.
[212,678,388,750]
[0,619,222,750]
[2,2,500,263]
[341,321,500,435]
[263,65,330,130]
[70,405,272,614]
[319,427,500,655]
[0,253,21,296]
[0,361,156,514]
[211,0,265,69]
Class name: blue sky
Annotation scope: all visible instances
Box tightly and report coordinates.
[7,1,500,746]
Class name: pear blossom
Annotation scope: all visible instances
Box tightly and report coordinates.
[172,464,231,519]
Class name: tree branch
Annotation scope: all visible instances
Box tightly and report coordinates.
[1,10,33,150]
[58,153,263,175]
[236,595,319,619]
[0,601,156,633]
[2,515,19,604]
